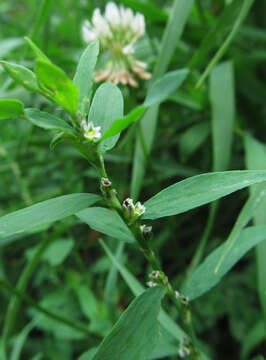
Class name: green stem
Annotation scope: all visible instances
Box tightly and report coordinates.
[88,150,200,358]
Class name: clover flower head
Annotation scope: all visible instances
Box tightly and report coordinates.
[82,120,101,142]
[82,2,151,87]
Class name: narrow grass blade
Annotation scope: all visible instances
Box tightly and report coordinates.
[131,0,194,199]
[210,61,235,172]
[196,0,255,88]
[245,134,266,322]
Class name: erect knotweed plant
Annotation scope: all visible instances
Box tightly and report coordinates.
[1,37,266,360]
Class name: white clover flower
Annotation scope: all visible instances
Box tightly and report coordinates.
[82,120,101,142]
[134,201,146,216]
[82,2,151,87]
[105,2,121,27]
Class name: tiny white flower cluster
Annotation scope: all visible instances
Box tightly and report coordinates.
[122,197,146,217]
[82,2,151,87]
[81,119,101,142]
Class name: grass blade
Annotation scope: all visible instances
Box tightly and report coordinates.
[196,0,255,88]
[131,0,194,199]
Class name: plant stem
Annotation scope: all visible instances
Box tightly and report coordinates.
[88,150,201,358]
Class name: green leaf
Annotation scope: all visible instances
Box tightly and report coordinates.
[35,59,79,116]
[183,225,266,300]
[0,99,24,120]
[0,193,100,239]
[24,108,75,137]
[144,69,188,107]
[214,183,266,273]
[24,36,51,62]
[91,286,165,360]
[99,240,186,342]
[50,132,66,150]
[241,320,265,359]
[245,134,266,321]
[79,348,98,360]
[42,238,74,266]
[179,122,210,161]
[88,83,123,153]
[76,207,135,243]
[74,41,99,117]
[131,0,194,200]
[210,61,235,171]
[0,61,39,92]
[189,0,244,69]
[99,106,146,142]
[143,170,266,220]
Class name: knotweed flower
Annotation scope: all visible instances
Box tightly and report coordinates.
[178,346,190,358]
[81,119,101,142]
[134,201,146,216]
[101,177,112,187]
[82,2,151,87]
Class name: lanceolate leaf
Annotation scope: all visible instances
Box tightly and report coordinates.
[0,99,24,120]
[99,69,188,143]
[24,37,51,63]
[74,40,99,117]
[143,170,266,219]
[88,82,123,153]
[99,106,146,142]
[0,61,39,92]
[92,286,165,360]
[25,108,75,137]
[76,207,135,243]
[0,194,100,240]
[183,226,266,300]
[35,59,79,116]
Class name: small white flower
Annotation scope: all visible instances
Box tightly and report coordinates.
[92,8,111,38]
[131,13,145,38]
[174,290,180,299]
[134,201,146,216]
[123,198,135,211]
[140,224,152,234]
[178,347,190,358]
[149,271,160,280]
[83,121,102,142]
[181,296,189,306]
[147,281,157,288]
[105,2,121,27]
[82,20,97,42]
[120,6,134,28]
[101,177,112,187]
